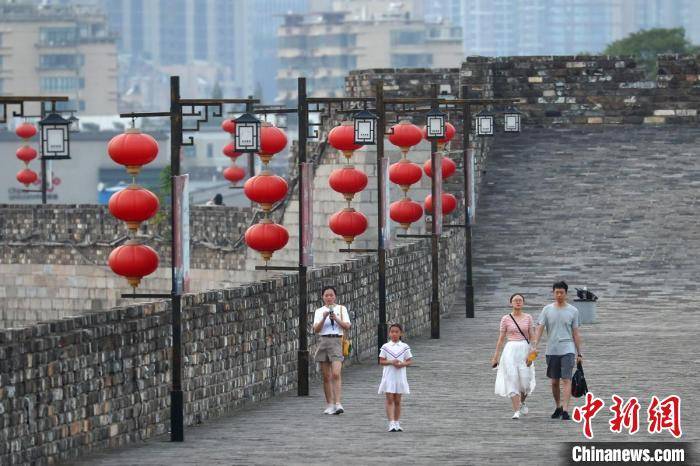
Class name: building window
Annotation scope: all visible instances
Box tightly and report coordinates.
[39,27,78,46]
[391,53,433,67]
[184,146,196,158]
[79,100,86,111]
[390,30,425,46]
[0,78,3,94]
[40,77,81,92]
[206,143,214,158]
[39,54,83,70]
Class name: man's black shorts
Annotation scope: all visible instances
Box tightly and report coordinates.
[546,353,575,379]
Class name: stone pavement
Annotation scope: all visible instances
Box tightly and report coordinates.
[71,126,699,465]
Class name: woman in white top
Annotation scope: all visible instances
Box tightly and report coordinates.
[378,323,413,432]
[492,293,537,419]
[312,286,351,415]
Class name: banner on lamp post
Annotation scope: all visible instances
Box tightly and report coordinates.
[173,174,190,295]
[301,162,314,266]
[469,147,476,225]
[434,151,442,236]
[381,157,391,249]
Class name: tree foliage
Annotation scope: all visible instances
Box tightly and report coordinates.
[604,28,698,76]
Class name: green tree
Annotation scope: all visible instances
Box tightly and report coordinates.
[604,27,699,77]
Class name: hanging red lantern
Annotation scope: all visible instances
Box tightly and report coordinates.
[15,123,37,141]
[222,142,242,159]
[16,146,38,165]
[422,122,456,150]
[389,159,423,192]
[329,207,368,245]
[328,121,363,160]
[108,128,159,175]
[328,166,368,202]
[423,156,457,180]
[390,198,423,229]
[108,240,159,288]
[258,122,287,164]
[108,185,160,232]
[388,121,423,156]
[245,219,289,262]
[244,171,288,211]
[223,165,246,184]
[424,192,457,215]
[16,168,38,187]
[221,119,236,134]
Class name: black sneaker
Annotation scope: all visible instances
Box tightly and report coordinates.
[561,411,571,421]
[551,407,563,419]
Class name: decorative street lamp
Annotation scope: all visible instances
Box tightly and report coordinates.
[68,114,80,133]
[39,112,71,159]
[475,109,495,137]
[352,109,377,145]
[234,112,261,152]
[425,107,447,139]
[504,106,522,133]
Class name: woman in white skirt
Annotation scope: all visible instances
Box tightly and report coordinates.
[378,323,413,432]
[491,293,536,419]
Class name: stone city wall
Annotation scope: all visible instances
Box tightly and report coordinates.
[0,204,255,327]
[0,227,464,465]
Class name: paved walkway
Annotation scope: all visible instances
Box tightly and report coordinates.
[72,126,699,465]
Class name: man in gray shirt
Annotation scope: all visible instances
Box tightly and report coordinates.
[533,281,583,421]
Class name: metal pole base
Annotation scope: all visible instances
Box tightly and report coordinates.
[297,349,309,396]
[377,322,388,361]
[430,300,440,339]
[466,284,475,318]
[170,389,184,442]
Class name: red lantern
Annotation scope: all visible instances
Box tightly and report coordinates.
[423,156,457,180]
[422,122,456,150]
[245,219,289,262]
[424,192,457,215]
[15,123,37,140]
[388,121,423,156]
[107,128,159,176]
[328,166,368,202]
[222,142,242,159]
[329,207,368,245]
[16,168,38,187]
[108,185,160,232]
[389,159,423,192]
[223,165,246,184]
[244,171,288,211]
[16,146,38,165]
[390,198,423,229]
[328,121,363,160]
[258,122,287,164]
[108,240,159,288]
[221,119,236,133]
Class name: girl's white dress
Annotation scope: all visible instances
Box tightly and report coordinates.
[494,340,536,398]
[378,340,412,394]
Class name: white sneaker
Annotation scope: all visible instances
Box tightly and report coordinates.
[519,403,529,415]
[323,405,335,414]
[395,422,403,432]
[387,422,396,432]
[333,403,344,415]
[512,411,521,419]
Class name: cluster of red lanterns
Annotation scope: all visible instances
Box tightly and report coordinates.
[387,121,424,229]
[15,122,39,187]
[106,127,161,288]
[421,122,457,217]
[327,121,368,245]
[229,119,290,263]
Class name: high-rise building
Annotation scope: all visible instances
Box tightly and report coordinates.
[460,0,700,57]
[277,3,463,103]
[0,2,118,115]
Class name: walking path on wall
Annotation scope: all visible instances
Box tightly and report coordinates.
[72,126,699,465]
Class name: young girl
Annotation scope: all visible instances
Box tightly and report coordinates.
[378,323,413,432]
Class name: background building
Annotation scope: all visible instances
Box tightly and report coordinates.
[0,1,118,115]
[277,1,462,103]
